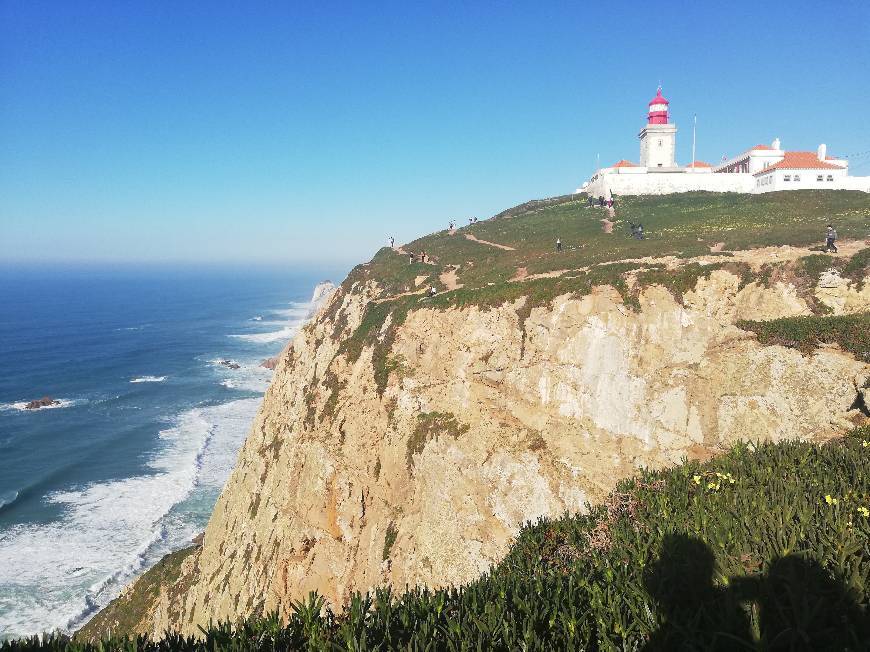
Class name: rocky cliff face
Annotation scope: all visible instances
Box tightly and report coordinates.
[81,252,869,638]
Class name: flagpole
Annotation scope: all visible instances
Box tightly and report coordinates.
[691,114,697,170]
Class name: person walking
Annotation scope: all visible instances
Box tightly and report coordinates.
[588,195,594,208]
[825,224,838,253]
[556,237,562,252]
[409,253,414,265]
[389,236,394,249]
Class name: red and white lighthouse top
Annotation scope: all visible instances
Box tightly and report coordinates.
[647,87,669,124]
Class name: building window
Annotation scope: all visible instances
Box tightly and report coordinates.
[794,175,800,181]
[817,175,824,181]
[827,175,834,181]
[783,175,791,182]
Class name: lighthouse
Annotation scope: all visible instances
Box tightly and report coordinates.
[638,87,677,168]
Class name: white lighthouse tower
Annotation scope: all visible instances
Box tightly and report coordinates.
[638,87,677,168]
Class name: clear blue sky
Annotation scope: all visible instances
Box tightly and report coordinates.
[2,1,869,266]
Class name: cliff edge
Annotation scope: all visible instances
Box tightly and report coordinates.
[79,191,870,638]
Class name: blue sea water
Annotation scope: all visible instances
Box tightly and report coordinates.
[0,264,342,638]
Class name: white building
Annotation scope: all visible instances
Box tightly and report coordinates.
[580,89,870,197]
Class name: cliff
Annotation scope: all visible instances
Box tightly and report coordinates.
[79,191,870,638]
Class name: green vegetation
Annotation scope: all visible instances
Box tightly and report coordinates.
[73,546,196,642]
[406,411,469,471]
[395,190,869,291]
[382,523,398,561]
[843,247,870,289]
[325,192,868,393]
[739,312,870,360]
[12,427,869,650]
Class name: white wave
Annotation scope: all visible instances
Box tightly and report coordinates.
[269,306,310,319]
[0,491,18,510]
[0,398,261,638]
[218,363,272,393]
[250,315,263,321]
[0,399,78,413]
[310,280,336,304]
[229,326,300,344]
[130,376,166,384]
[229,281,336,345]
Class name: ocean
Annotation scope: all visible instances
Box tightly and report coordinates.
[0,264,341,638]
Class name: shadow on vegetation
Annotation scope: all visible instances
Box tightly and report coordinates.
[643,533,870,651]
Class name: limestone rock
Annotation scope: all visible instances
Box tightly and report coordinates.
[82,265,869,638]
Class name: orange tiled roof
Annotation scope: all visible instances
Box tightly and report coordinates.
[751,144,772,150]
[686,161,712,168]
[611,159,637,168]
[753,151,843,176]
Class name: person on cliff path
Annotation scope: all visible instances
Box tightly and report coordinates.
[825,225,838,253]
[588,195,594,208]
[630,223,645,240]
[556,238,562,252]
[389,236,394,249]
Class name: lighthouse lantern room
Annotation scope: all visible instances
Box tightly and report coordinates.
[638,86,677,168]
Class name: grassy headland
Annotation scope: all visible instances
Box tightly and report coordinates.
[367,190,870,294]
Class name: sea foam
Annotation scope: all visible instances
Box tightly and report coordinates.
[0,398,260,638]
[130,376,167,384]
[229,281,335,345]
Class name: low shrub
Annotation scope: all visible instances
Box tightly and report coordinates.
[11,427,869,650]
[738,312,870,360]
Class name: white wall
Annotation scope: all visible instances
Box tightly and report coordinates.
[754,167,849,193]
[585,170,755,198]
[713,148,784,174]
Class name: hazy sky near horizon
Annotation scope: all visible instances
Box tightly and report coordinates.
[2,1,869,266]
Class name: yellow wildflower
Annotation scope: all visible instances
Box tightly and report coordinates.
[862,440,869,448]
[858,506,869,518]
[693,475,701,485]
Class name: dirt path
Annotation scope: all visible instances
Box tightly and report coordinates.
[606,239,869,271]
[601,218,614,234]
[384,240,867,299]
[374,287,430,303]
[510,267,528,281]
[464,233,516,251]
[439,266,462,290]
[513,239,868,285]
